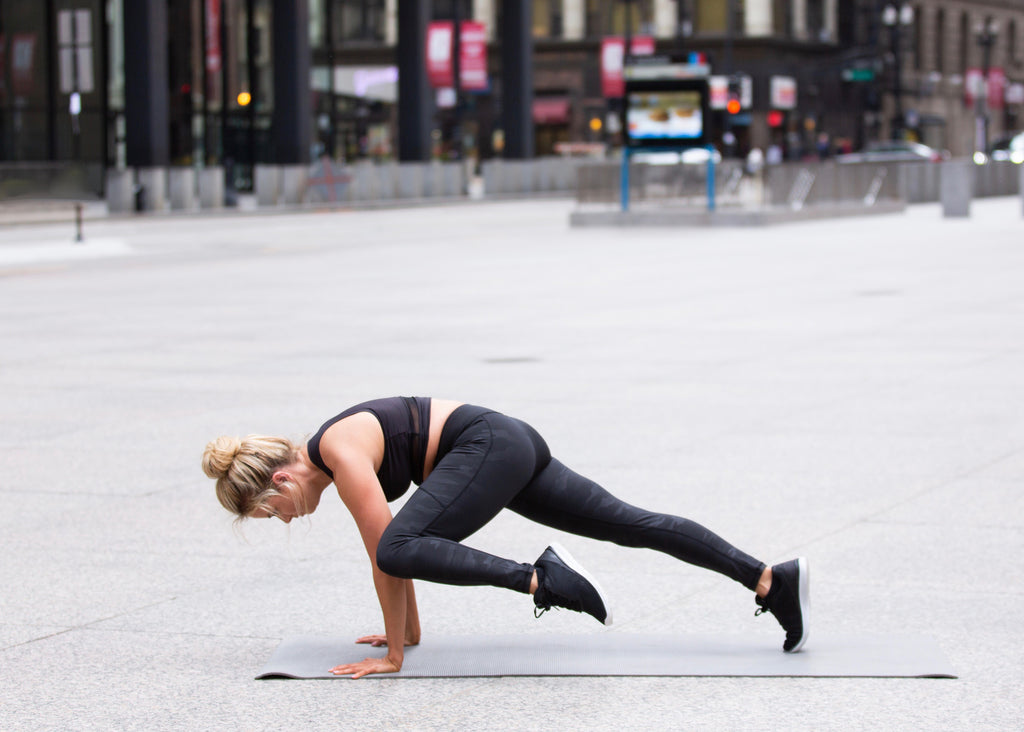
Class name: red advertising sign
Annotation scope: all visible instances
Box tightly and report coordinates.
[601,36,655,98]
[427,21,488,90]
[709,76,728,109]
[770,76,797,110]
[459,21,487,91]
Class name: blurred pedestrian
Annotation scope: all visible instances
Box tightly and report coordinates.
[816,132,832,160]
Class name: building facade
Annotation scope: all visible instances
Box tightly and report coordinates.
[1,0,1021,195]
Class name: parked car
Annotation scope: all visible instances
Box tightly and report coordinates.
[837,140,950,163]
[988,133,1024,163]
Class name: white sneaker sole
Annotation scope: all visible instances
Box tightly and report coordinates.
[548,541,614,626]
[787,556,811,653]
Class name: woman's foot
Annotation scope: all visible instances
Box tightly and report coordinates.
[755,557,810,652]
[532,542,613,626]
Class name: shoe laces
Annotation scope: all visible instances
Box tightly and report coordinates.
[754,595,770,617]
[534,586,581,618]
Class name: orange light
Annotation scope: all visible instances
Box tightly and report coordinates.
[237,91,252,107]
[726,99,742,114]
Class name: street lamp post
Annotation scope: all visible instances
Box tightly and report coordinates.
[675,0,691,53]
[974,18,999,158]
[882,3,914,141]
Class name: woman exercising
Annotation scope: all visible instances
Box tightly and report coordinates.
[203,397,809,678]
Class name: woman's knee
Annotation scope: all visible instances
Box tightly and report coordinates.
[375,526,415,578]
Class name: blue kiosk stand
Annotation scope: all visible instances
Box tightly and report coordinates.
[620,62,714,213]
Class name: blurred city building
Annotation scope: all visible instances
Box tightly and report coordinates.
[0,1,1021,198]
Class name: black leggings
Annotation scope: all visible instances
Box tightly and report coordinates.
[376,406,766,594]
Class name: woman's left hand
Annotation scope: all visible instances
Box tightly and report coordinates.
[356,634,419,647]
[329,655,401,679]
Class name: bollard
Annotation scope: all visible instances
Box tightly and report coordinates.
[74,203,84,243]
[940,159,971,218]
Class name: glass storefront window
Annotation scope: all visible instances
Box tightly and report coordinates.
[333,0,385,42]
[0,1,106,166]
[586,0,650,37]
[213,0,274,190]
[433,0,471,22]
[1,3,49,161]
[309,0,325,48]
[695,0,728,34]
[532,1,563,38]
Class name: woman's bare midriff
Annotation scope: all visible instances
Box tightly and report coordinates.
[422,398,463,481]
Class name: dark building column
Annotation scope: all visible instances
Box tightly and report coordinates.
[397,0,433,161]
[124,0,169,166]
[272,0,312,164]
[501,0,533,159]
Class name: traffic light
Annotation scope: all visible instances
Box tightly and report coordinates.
[726,76,742,115]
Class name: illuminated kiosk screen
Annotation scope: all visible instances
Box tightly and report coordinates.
[626,83,708,148]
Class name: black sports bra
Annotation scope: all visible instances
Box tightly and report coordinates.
[306,397,431,502]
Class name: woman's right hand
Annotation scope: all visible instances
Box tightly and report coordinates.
[329,654,401,679]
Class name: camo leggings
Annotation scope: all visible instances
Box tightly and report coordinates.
[376,405,766,593]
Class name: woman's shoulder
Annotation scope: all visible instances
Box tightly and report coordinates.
[315,411,384,474]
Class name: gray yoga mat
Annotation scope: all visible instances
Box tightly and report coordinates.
[255,633,956,679]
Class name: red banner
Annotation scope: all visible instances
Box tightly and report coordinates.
[206,0,221,73]
[426,21,453,88]
[205,0,221,100]
[459,21,487,91]
[600,36,655,98]
[427,21,488,90]
[964,68,982,106]
[987,67,1005,110]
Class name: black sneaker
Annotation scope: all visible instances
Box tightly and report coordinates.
[755,557,810,652]
[533,542,613,626]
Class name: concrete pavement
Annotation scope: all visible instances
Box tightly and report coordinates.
[1,198,1022,730]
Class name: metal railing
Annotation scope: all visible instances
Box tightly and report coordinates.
[575,158,1021,211]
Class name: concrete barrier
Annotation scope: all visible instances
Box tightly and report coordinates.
[105,169,135,214]
[255,165,281,207]
[346,161,369,202]
[377,163,397,200]
[137,168,167,212]
[280,165,307,206]
[397,163,425,199]
[168,168,196,211]
[440,161,464,196]
[198,167,224,210]
[941,159,972,218]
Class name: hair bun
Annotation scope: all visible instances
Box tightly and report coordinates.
[202,436,242,479]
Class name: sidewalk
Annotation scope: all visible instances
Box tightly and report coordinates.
[1,197,1022,730]
[0,198,107,227]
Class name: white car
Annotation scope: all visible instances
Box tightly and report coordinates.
[989,133,1024,164]
[837,141,949,163]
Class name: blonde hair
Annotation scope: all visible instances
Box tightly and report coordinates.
[202,435,300,520]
